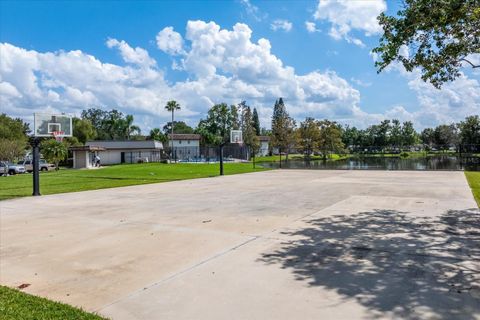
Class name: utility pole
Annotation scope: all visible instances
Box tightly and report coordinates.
[32,138,41,196]
[219,144,224,175]
[171,110,174,163]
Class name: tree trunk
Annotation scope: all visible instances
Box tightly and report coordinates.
[171,110,174,162]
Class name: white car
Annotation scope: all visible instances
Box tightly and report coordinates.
[17,159,55,172]
[0,161,26,175]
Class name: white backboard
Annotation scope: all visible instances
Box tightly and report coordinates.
[34,113,73,137]
[230,130,243,144]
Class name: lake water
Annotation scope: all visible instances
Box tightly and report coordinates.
[259,155,480,171]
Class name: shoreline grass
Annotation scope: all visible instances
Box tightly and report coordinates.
[0,163,268,201]
[465,171,480,207]
[0,285,106,320]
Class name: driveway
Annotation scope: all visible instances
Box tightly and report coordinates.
[1,170,479,319]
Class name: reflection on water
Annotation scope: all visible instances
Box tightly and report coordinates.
[259,156,480,171]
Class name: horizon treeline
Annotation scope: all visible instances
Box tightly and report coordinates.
[1,98,479,161]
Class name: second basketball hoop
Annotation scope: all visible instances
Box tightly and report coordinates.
[230,130,243,144]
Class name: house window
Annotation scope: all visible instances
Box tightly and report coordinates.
[179,140,182,144]
[188,140,190,144]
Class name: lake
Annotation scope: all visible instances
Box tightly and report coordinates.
[258,155,480,171]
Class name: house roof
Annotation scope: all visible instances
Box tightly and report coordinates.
[258,136,271,141]
[168,134,201,140]
[85,140,163,150]
[69,146,106,152]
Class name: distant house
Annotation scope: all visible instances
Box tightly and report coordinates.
[168,134,201,160]
[71,140,163,168]
[258,136,271,156]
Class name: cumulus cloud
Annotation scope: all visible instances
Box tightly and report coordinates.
[313,0,386,46]
[379,62,480,128]
[270,19,292,32]
[2,19,477,132]
[106,38,156,67]
[305,21,320,33]
[156,27,185,55]
[1,21,368,130]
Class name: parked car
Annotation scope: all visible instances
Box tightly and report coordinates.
[0,161,26,175]
[17,159,55,172]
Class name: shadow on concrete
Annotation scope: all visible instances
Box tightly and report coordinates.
[260,209,480,319]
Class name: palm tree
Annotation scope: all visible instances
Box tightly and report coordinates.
[165,100,181,161]
[123,114,141,140]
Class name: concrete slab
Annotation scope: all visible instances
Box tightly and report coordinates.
[1,170,479,319]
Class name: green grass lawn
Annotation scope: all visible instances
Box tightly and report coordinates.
[465,171,480,207]
[0,285,106,320]
[0,162,268,201]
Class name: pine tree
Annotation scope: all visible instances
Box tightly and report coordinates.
[271,98,295,160]
[252,108,261,136]
[242,106,260,161]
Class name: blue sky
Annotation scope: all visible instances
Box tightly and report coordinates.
[1,0,479,131]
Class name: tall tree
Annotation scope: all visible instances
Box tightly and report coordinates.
[297,117,320,159]
[121,114,141,140]
[376,120,391,149]
[390,119,402,148]
[252,108,261,136]
[165,100,181,159]
[401,121,417,148]
[421,128,435,147]
[162,121,194,135]
[434,124,459,150]
[40,139,68,170]
[149,128,167,143]
[317,120,344,159]
[196,103,239,146]
[196,103,239,175]
[72,118,96,144]
[0,114,29,161]
[241,105,260,161]
[459,115,480,151]
[373,0,480,88]
[341,125,360,149]
[271,98,296,159]
[81,108,107,134]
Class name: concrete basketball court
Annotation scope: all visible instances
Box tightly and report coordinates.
[1,170,479,319]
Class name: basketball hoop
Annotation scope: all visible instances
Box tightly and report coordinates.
[52,131,65,142]
[230,130,243,144]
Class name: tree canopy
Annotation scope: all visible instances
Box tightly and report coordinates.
[162,121,194,135]
[196,103,239,145]
[40,139,68,170]
[271,98,296,155]
[81,108,140,140]
[373,0,480,88]
[0,114,30,161]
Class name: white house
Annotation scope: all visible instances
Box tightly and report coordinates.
[70,140,164,168]
[258,136,271,156]
[167,134,201,160]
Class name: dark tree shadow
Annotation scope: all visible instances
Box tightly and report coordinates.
[259,209,480,319]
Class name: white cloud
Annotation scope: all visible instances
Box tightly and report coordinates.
[270,19,292,32]
[106,38,156,67]
[380,65,480,128]
[1,21,367,130]
[305,21,320,33]
[239,0,264,21]
[313,0,386,46]
[156,27,185,55]
[2,19,477,132]
[350,77,372,87]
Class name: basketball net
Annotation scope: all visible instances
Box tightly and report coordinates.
[52,131,65,142]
